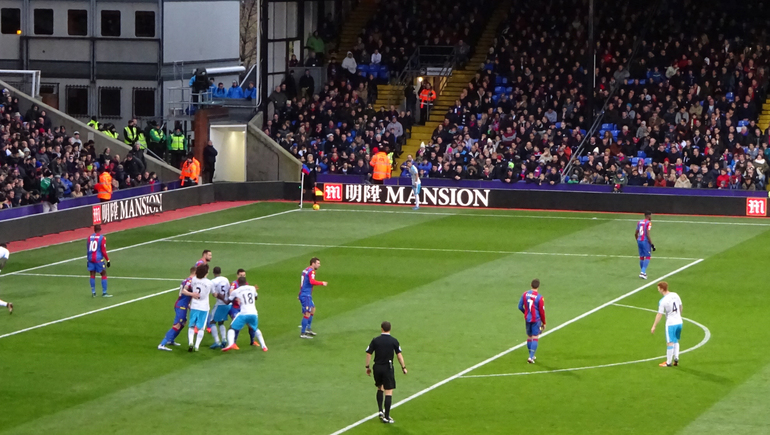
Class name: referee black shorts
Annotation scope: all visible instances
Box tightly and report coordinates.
[373,364,396,390]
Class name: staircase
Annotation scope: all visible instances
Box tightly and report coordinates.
[336,0,378,59]
[375,84,404,108]
[759,99,770,130]
[398,2,509,166]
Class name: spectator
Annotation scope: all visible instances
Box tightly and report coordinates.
[299,70,315,100]
[371,49,382,65]
[306,31,325,62]
[342,52,358,82]
[226,81,245,99]
[244,81,257,101]
[212,82,227,99]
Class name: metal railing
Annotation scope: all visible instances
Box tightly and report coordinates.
[392,46,457,120]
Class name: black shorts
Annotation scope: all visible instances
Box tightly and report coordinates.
[373,364,396,390]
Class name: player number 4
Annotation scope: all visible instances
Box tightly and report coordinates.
[672,303,678,312]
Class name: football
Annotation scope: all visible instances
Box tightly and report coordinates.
[312,204,320,210]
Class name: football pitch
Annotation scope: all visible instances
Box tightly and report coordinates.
[2,202,770,435]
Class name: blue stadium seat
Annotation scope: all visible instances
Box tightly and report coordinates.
[611,130,620,137]
[379,70,389,81]
[637,151,646,158]
[337,122,343,128]
[738,120,749,127]
[494,86,505,94]
[492,95,500,104]
[477,113,482,120]
[580,156,589,163]
[580,129,586,135]
[638,79,646,85]
[599,130,606,137]
[357,65,370,77]
[505,87,513,93]
[495,76,505,85]
[644,158,652,166]
[726,92,734,102]
[601,123,613,130]
[632,157,639,165]
[555,122,562,129]
[484,63,494,71]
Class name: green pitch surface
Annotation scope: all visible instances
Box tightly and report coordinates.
[2,202,770,435]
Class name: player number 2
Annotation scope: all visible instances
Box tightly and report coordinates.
[89,240,98,252]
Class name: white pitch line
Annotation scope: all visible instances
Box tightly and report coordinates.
[165,240,698,261]
[328,258,704,435]
[460,303,712,379]
[13,273,180,282]
[0,287,179,340]
[0,209,299,279]
[323,208,770,226]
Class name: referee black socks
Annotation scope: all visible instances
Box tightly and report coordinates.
[377,390,384,412]
[384,395,392,418]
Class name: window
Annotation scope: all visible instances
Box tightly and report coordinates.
[135,11,155,37]
[68,10,88,36]
[34,9,54,35]
[99,87,121,117]
[133,88,155,117]
[1,8,21,34]
[101,10,120,37]
[65,86,89,117]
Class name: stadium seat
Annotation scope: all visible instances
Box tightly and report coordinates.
[506,87,513,93]
[738,120,749,127]
[492,95,500,104]
[611,130,620,137]
[555,122,562,129]
[644,158,652,166]
[639,79,646,85]
[632,157,639,165]
[637,151,646,158]
[495,76,505,85]
[726,92,734,102]
[580,129,586,135]
[494,86,505,94]
[477,114,482,120]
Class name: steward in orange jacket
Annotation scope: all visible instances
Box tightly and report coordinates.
[370,151,391,184]
[95,168,113,202]
[418,83,436,125]
[180,153,201,187]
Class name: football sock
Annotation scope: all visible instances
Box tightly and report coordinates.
[526,339,532,351]
[0,299,7,307]
[161,327,177,346]
[210,324,221,344]
[171,325,183,341]
[227,329,236,346]
[530,338,538,358]
[249,327,256,343]
[101,276,108,294]
[301,316,310,334]
[308,314,314,329]
[642,259,649,273]
[377,390,384,412]
[90,277,96,294]
[219,325,227,343]
[255,329,267,349]
[639,259,644,272]
[384,395,392,418]
[666,345,674,364]
[674,343,680,360]
[188,327,195,346]
[194,329,204,349]
[414,193,420,207]
[233,329,240,343]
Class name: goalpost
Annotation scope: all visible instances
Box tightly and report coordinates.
[0,70,41,98]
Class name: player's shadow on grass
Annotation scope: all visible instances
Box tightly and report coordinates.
[676,366,732,385]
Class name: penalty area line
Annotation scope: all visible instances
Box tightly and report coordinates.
[459,303,711,379]
[0,287,179,340]
[13,273,181,282]
[328,258,704,435]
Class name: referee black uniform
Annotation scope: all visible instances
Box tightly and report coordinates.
[365,321,406,424]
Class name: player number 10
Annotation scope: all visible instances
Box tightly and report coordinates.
[89,240,98,252]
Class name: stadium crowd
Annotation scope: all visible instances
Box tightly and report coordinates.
[0,89,158,210]
[416,0,770,189]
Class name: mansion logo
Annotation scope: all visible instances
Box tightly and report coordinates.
[92,193,163,225]
[323,183,491,208]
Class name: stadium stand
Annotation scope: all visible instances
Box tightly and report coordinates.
[0,88,159,209]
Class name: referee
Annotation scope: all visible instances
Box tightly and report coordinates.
[365,321,407,424]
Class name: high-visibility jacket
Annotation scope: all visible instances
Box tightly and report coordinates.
[136,132,147,149]
[370,152,391,180]
[87,120,100,130]
[419,89,436,108]
[123,126,138,145]
[96,172,113,200]
[169,133,186,151]
[180,158,201,185]
[104,130,119,140]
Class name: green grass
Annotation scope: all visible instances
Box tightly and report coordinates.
[1,202,769,434]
